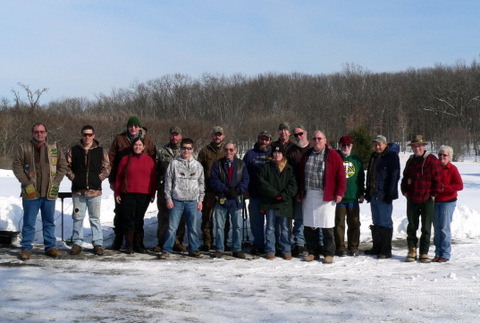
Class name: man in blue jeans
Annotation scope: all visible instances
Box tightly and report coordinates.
[66,125,111,256]
[161,138,205,258]
[210,141,249,259]
[12,123,68,261]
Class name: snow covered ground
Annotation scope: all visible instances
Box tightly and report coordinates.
[1,153,479,322]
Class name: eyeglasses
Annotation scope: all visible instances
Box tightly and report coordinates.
[312,137,323,141]
[181,147,193,151]
[438,153,449,157]
[224,148,235,152]
[293,132,304,137]
[33,131,46,134]
[82,133,94,137]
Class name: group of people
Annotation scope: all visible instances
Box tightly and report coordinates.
[12,119,463,264]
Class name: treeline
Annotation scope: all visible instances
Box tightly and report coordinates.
[1,60,479,169]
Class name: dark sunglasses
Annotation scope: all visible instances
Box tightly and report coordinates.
[82,133,94,137]
[181,146,193,150]
[293,132,304,137]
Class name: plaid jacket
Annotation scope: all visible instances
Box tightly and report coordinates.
[401,151,443,203]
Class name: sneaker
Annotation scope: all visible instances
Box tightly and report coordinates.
[291,244,304,257]
[189,251,201,258]
[335,249,346,257]
[159,252,170,259]
[93,245,104,256]
[232,251,246,259]
[303,253,319,262]
[173,241,187,252]
[20,249,31,261]
[283,253,293,260]
[45,248,61,258]
[214,251,223,258]
[323,255,334,264]
[70,244,82,255]
[199,244,211,252]
[266,253,275,260]
[347,249,359,257]
[152,245,162,253]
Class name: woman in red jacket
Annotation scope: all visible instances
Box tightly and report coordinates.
[115,138,156,254]
[433,145,463,262]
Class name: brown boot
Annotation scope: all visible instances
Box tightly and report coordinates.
[173,239,187,252]
[405,246,417,262]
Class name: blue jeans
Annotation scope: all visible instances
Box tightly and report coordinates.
[265,210,291,255]
[370,199,393,228]
[248,198,265,249]
[214,203,243,252]
[21,198,57,251]
[433,201,456,259]
[163,200,200,253]
[72,195,103,247]
[291,200,305,246]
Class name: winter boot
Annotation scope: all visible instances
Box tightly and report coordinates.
[364,225,381,255]
[111,229,124,251]
[377,227,393,259]
[125,231,135,254]
[405,246,417,262]
[134,232,147,253]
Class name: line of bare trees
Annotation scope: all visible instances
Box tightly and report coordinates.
[1,59,479,169]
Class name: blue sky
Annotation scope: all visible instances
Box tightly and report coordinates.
[1,0,479,103]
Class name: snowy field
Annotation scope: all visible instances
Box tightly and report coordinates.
[1,152,479,322]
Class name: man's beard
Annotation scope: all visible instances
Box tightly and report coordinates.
[258,144,270,152]
[295,139,309,148]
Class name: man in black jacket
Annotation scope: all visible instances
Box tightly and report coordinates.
[66,125,111,256]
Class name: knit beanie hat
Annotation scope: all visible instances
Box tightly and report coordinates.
[127,116,141,128]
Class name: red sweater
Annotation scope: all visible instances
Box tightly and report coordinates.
[436,162,463,202]
[115,153,156,198]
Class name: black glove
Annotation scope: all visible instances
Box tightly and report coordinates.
[384,195,393,204]
[225,188,238,199]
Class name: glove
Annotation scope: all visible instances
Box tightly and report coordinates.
[224,188,238,199]
[384,195,393,204]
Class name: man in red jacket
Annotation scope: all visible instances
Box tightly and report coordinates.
[297,130,346,264]
[401,135,442,263]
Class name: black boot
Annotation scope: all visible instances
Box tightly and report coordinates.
[377,227,393,259]
[134,232,147,253]
[125,231,135,254]
[111,229,124,251]
[365,225,381,255]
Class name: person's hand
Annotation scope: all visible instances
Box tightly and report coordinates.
[225,188,237,199]
[166,201,174,209]
[115,196,121,204]
[197,201,203,212]
[335,195,343,203]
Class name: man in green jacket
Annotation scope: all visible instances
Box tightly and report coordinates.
[12,123,68,261]
[334,136,365,257]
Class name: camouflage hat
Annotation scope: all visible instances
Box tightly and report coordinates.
[212,126,224,134]
[278,122,290,131]
[258,130,273,140]
[169,126,182,134]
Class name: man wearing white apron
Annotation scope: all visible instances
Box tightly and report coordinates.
[297,130,346,264]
